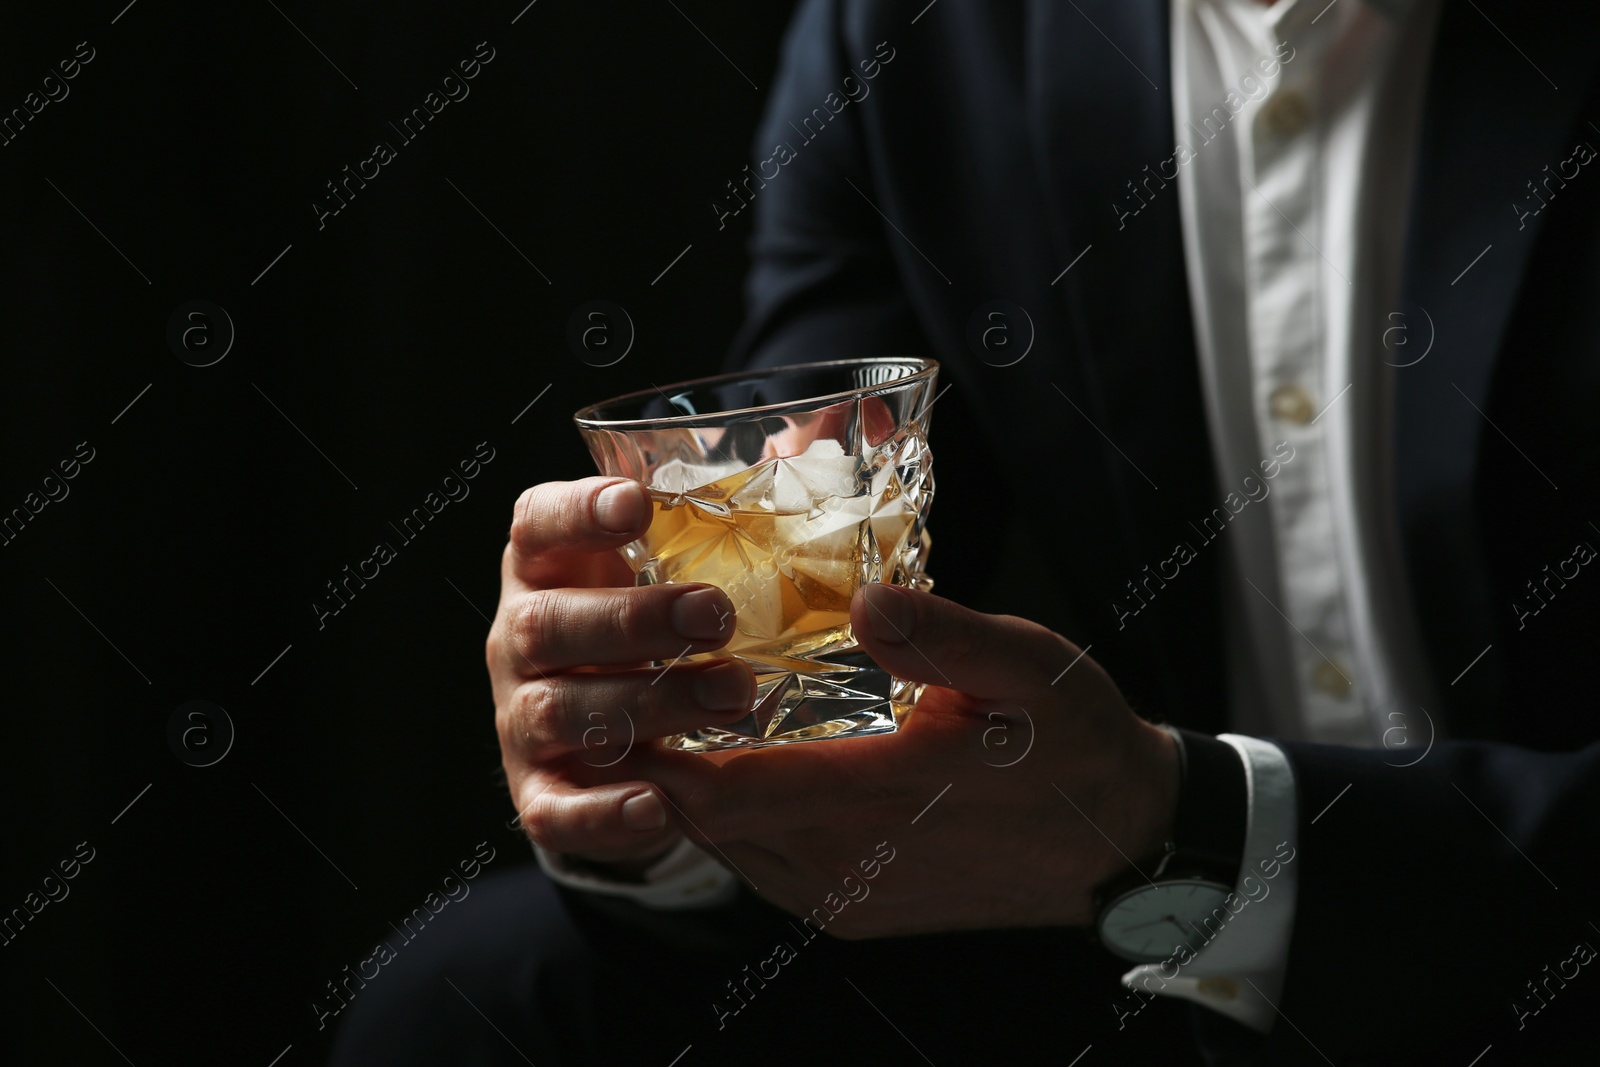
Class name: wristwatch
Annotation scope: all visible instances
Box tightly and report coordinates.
[1093,726,1247,963]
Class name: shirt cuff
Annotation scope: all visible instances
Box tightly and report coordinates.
[533,837,740,910]
[1119,734,1299,1033]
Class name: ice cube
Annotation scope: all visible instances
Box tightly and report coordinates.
[650,457,746,495]
[769,438,859,512]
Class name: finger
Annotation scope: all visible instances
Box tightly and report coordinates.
[512,773,680,857]
[498,582,738,673]
[631,734,926,844]
[851,585,1080,701]
[503,659,755,758]
[500,537,634,599]
[508,478,651,572]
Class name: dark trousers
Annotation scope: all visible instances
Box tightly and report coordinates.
[329,863,1211,1066]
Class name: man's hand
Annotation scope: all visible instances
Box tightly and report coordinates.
[628,584,1181,934]
[489,477,756,872]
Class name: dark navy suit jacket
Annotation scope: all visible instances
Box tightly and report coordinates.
[725,1,1600,1061]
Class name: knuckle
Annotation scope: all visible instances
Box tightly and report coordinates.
[485,627,500,674]
[522,681,571,746]
[609,587,647,647]
[518,809,553,850]
[495,675,520,726]
[509,486,541,549]
[510,481,592,554]
[550,483,594,546]
[517,788,561,850]
[515,589,564,658]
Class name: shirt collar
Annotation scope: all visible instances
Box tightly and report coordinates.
[1193,0,1418,31]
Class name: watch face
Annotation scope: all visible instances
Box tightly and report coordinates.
[1096,879,1234,963]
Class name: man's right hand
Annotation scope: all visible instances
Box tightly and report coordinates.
[488,477,753,872]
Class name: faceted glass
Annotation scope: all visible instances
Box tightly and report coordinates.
[574,358,938,751]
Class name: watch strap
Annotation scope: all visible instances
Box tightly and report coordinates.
[1157,725,1247,887]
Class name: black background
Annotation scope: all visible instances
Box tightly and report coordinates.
[0,2,800,1062]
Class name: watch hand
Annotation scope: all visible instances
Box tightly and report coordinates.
[1122,914,1183,933]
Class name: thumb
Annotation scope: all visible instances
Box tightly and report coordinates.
[851,584,1079,701]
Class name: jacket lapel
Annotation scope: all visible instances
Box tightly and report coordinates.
[1016,0,1599,731]
[1396,0,1600,730]
[1023,0,1227,729]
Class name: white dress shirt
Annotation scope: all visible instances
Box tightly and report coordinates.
[1121,0,1441,1031]
[537,0,1442,1038]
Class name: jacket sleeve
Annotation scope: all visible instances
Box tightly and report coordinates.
[724,0,929,372]
[1248,739,1600,1063]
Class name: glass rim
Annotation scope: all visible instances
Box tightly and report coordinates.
[572,357,939,429]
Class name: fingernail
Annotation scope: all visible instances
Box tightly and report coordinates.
[672,587,734,641]
[694,661,753,712]
[595,482,647,533]
[864,584,913,643]
[622,790,666,832]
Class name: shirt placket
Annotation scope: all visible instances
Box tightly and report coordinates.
[1238,11,1367,742]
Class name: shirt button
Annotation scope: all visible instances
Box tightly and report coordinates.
[1269,383,1317,424]
[1260,90,1312,137]
[1313,659,1353,698]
